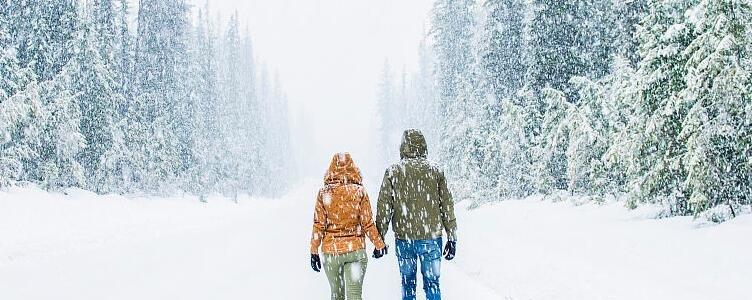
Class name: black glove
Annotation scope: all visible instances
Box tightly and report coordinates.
[443,241,456,261]
[372,246,388,259]
[311,254,321,272]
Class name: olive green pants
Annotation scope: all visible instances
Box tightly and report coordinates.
[323,250,368,300]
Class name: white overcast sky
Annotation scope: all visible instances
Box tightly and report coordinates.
[192,0,435,177]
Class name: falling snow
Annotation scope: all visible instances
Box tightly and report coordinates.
[1,0,751,299]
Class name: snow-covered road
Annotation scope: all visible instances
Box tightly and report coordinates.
[2,180,751,300]
[0,181,498,300]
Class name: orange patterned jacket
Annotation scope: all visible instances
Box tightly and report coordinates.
[310,153,386,255]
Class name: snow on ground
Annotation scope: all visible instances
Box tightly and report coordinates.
[1,181,750,300]
[0,181,496,300]
[457,197,752,300]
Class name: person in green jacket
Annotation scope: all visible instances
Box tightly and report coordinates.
[374,129,457,300]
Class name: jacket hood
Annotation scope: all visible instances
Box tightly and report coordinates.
[400,129,428,159]
[324,153,363,185]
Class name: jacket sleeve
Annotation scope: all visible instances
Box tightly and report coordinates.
[438,170,458,241]
[375,169,394,239]
[310,190,326,254]
[360,190,386,250]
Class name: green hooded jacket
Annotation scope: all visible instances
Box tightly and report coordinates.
[376,129,458,241]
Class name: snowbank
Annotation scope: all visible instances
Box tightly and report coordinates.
[455,198,752,300]
[0,185,260,267]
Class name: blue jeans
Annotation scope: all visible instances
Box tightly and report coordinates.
[395,238,442,300]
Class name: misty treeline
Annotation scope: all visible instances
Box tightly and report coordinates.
[378,0,752,219]
[0,0,292,197]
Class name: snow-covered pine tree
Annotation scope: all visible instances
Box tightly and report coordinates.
[598,57,640,194]
[1,0,85,190]
[93,0,134,194]
[525,0,584,97]
[628,0,695,214]
[468,0,539,201]
[493,96,536,198]
[72,2,125,191]
[529,67,634,196]
[215,11,245,196]
[187,3,221,195]
[2,0,294,196]
[219,11,243,142]
[0,50,38,187]
[431,0,475,147]
[480,0,526,101]
[0,0,10,49]
[431,0,476,195]
[525,0,614,98]
[36,76,86,191]
[449,3,508,205]
[453,47,494,204]
[90,0,117,61]
[114,0,133,107]
[533,88,572,193]
[0,7,32,102]
[238,27,263,194]
[10,0,79,82]
[133,0,191,191]
[612,0,649,66]
[564,76,613,194]
[524,0,589,185]
[678,0,752,215]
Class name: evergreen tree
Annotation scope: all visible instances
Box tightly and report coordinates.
[114,0,133,107]
[90,0,117,60]
[216,11,244,196]
[597,58,639,194]
[189,3,221,194]
[36,77,86,190]
[10,0,79,82]
[628,0,695,214]
[1,0,294,196]
[239,28,262,193]
[431,0,476,196]
[492,96,536,198]
[0,1,10,49]
[480,0,526,101]
[431,0,475,162]
[68,23,123,192]
[613,0,649,66]
[133,0,191,191]
[533,88,571,192]
[0,53,37,187]
[678,0,752,214]
[525,0,614,98]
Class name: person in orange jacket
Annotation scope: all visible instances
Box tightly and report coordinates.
[309,153,388,300]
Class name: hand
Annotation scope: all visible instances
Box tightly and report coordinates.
[311,254,321,272]
[443,241,456,261]
[372,246,388,259]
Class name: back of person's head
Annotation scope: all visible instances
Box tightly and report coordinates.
[324,152,362,185]
[399,129,428,160]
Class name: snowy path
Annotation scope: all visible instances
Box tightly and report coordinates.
[0,181,498,300]
[2,181,751,300]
